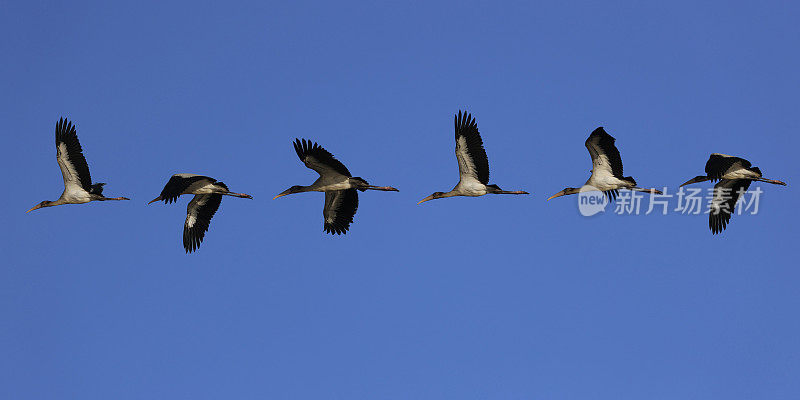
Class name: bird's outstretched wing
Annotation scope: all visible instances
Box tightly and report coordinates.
[454,110,490,185]
[184,193,223,253]
[294,139,351,178]
[55,117,93,192]
[585,127,624,179]
[158,174,216,204]
[323,189,358,235]
[709,178,751,234]
[705,154,751,181]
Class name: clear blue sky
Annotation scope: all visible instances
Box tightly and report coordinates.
[2,1,799,398]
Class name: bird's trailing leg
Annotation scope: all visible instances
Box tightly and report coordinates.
[98,196,130,201]
[493,190,529,195]
[363,185,399,192]
[223,192,254,199]
[755,177,787,186]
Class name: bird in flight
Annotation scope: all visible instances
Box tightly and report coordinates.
[680,153,786,234]
[149,174,252,252]
[274,139,399,235]
[27,117,129,213]
[418,110,528,204]
[547,127,662,201]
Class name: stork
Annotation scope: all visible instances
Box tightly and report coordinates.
[547,127,662,201]
[680,153,786,234]
[27,117,129,213]
[148,174,253,253]
[417,111,528,204]
[273,139,399,235]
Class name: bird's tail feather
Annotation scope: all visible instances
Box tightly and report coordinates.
[89,183,106,195]
[350,177,369,191]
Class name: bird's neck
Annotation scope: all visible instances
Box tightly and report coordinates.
[442,190,461,198]
[296,185,318,193]
[49,199,68,206]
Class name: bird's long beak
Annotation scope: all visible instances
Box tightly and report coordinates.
[546,191,567,201]
[417,194,435,205]
[679,176,707,187]
[147,196,162,205]
[273,191,291,200]
[26,204,42,213]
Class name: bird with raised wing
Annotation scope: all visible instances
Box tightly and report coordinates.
[273,139,399,235]
[680,153,786,234]
[417,111,528,204]
[27,118,129,213]
[149,174,252,253]
[547,127,662,201]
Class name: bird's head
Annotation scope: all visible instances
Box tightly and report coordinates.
[26,200,52,213]
[417,192,445,205]
[273,185,305,200]
[546,187,580,201]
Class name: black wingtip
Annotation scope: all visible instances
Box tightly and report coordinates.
[293,138,303,159]
[55,117,77,141]
[294,138,321,161]
[455,110,477,133]
[324,225,350,235]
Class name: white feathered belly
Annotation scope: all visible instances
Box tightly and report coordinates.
[588,174,633,191]
[455,181,487,196]
[190,182,224,194]
[61,189,92,204]
[724,169,760,180]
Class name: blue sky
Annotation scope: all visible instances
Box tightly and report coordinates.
[2,0,799,398]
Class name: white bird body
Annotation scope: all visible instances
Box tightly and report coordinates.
[722,169,761,180]
[452,179,489,196]
[585,173,633,192]
[59,189,93,204]
[308,176,356,192]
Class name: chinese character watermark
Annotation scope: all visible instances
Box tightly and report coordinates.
[573,186,764,216]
